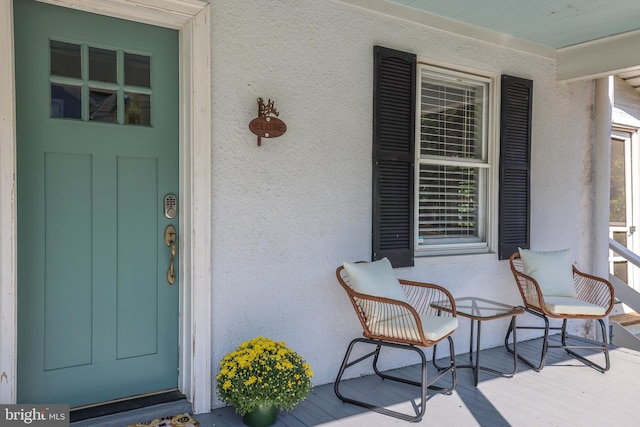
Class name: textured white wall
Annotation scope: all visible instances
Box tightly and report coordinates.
[209,0,596,406]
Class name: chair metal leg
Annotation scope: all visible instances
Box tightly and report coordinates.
[560,319,610,373]
[334,337,456,423]
[505,309,610,373]
[505,307,550,372]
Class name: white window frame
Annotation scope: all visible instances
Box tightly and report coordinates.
[414,62,498,257]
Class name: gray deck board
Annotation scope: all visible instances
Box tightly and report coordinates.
[194,338,640,427]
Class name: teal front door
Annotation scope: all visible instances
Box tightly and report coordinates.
[15,0,180,407]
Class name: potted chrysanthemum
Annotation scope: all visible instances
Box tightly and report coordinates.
[216,336,313,427]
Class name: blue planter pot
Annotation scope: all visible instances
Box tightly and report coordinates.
[242,404,277,427]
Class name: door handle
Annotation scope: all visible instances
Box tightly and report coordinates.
[164,225,177,285]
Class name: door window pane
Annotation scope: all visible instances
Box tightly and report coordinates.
[50,84,81,119]
[89,88,117,122]
[613,231,627,246]
[124,53,150,88]
[89,47,117,83]
[125,93,151,126]
[610,137,626,226]
[50,41,81,78]
[49,43,153,125]
[614,261,628,283]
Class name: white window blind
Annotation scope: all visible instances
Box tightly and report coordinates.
[417,66,490,249]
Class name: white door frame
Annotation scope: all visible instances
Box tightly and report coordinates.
[0,0,213,414]
[609,130,635,287]
[609,126,640,291]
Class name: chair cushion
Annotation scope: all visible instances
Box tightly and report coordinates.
[369,314,458,343]
[544,296,607,316]
[518,248,577,297]
[343,258,408,303]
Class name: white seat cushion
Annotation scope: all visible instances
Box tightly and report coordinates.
[519,248,577,297]
[368,314,458,342]
[544,296,606,316]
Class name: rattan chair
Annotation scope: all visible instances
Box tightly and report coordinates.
[334,259,457,422]
[506,251,615,373]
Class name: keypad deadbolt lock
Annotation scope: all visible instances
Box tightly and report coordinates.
[163,194,177,285]
[164,194,177,219]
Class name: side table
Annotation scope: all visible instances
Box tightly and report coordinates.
[431,297,524,386]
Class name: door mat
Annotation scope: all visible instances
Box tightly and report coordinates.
[128,413,199,427]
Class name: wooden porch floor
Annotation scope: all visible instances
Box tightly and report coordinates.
[194,337,640,426]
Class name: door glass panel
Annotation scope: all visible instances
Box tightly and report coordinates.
[49,43,152,125]
[89,47,117,83]
[125,93,150,126]
[50,84,82,119]
[89,88,117,122]
[610,137,626,226]
[50,40,81,78]
[614,261,628,283]
[124,53,151,88]
[613,231,627,246]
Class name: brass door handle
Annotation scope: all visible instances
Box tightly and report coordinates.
[164,225,177,285]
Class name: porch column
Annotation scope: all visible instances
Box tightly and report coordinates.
[594,77,612,278]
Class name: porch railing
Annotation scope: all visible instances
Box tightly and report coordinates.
[608,238,640,350]
[608,239,640,311]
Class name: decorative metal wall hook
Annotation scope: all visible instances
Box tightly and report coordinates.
[249,98,287,146]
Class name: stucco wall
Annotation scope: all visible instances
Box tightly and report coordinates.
[209,0,596,406]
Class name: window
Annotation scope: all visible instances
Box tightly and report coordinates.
[49,40,152,126]
[372,46,531,267]
[417,66,492,254]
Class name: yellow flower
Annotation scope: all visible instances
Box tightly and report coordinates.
[303,363,313,377]
[216,337,313,415]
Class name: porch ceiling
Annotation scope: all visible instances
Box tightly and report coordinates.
[386,0,640,49]
[347,0,640,89]
[391,0,640,91]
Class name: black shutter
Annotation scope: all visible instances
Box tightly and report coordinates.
[499,75,532,260]
[372,46,416,267]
